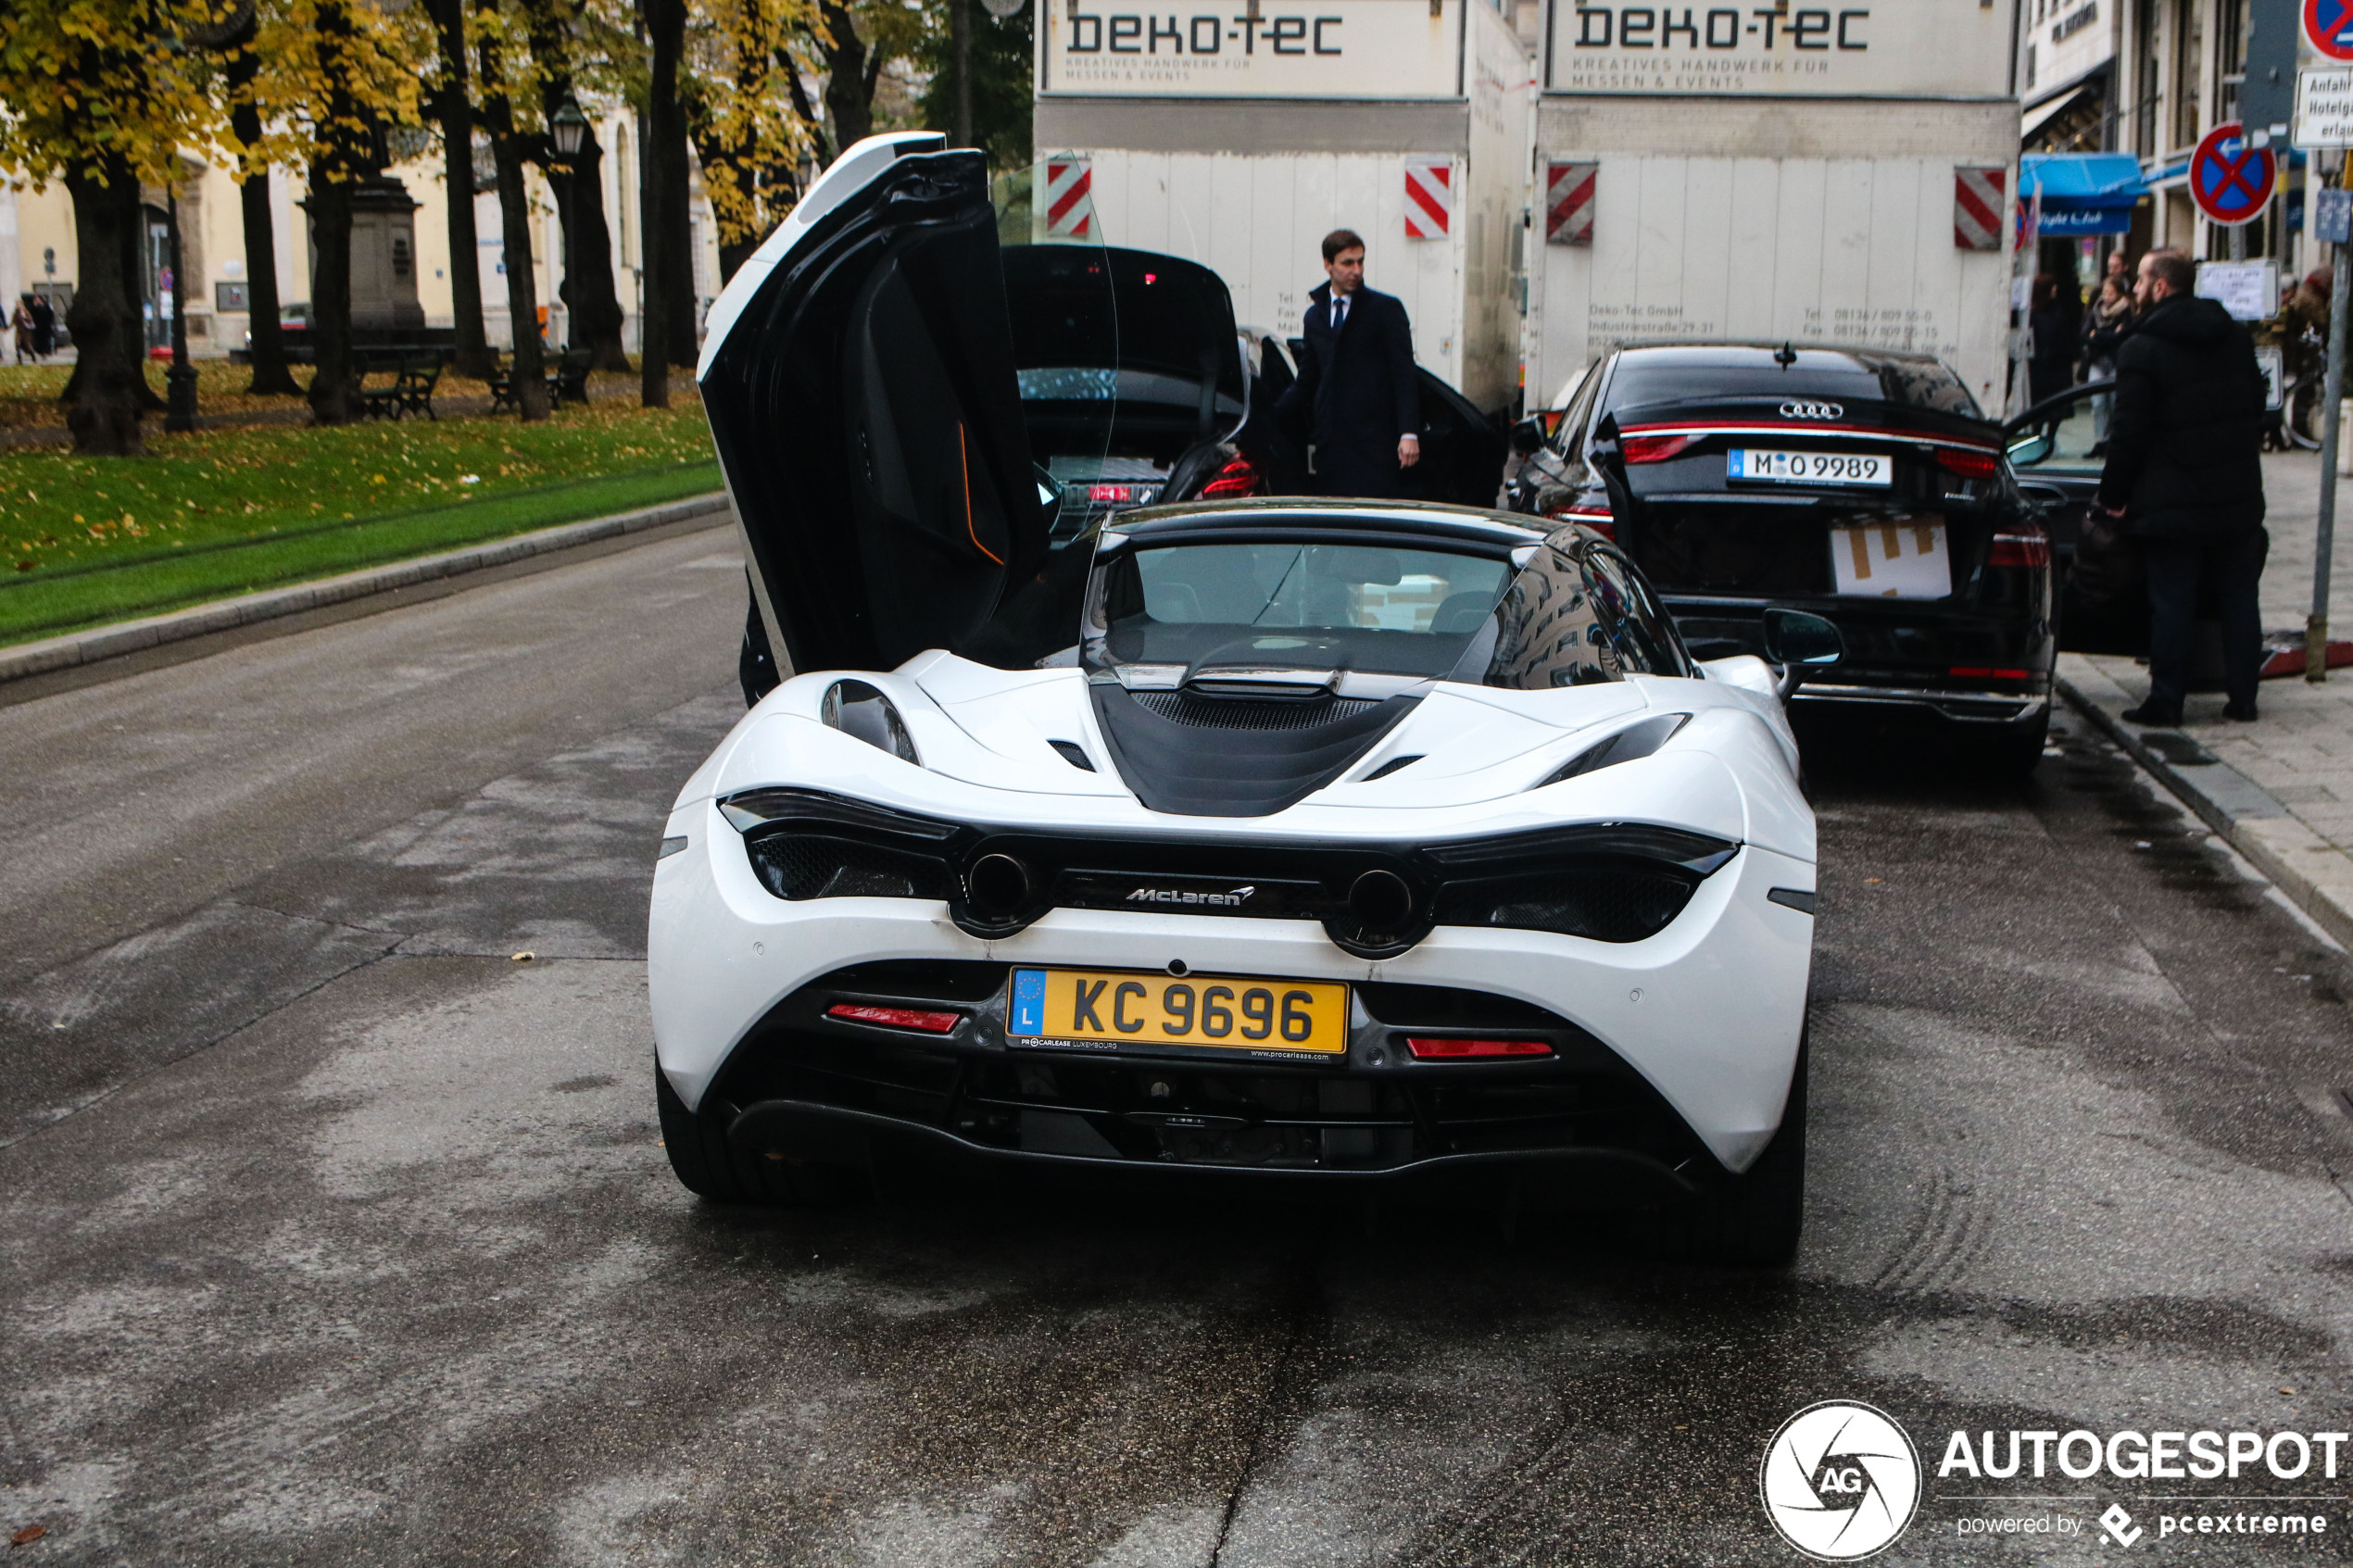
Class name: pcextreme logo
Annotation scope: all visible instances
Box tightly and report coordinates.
[1760,1401,1924,1561]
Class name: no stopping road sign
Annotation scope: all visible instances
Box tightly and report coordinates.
[2309,0,2353,60]
[2191,122,2277,225]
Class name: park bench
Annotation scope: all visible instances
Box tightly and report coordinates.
[487,347,595,413]
[360,353,445,422]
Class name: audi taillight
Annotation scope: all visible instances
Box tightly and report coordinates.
[1936,447,2001,480]
[1620,433,1694,464]
[1988,525,2050,566]
[1088,483,1135,503]
[1404,1037,1555,1060]
[1200,456,1266,498]
[825,1003,962,1034]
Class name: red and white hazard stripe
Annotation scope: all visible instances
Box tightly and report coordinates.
[1045,158,1094,240]
[1546,161,1596,245]
[1954,165,2006,251]
[1404,157,1452,240]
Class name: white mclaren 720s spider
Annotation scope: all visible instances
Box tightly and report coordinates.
[649,133,1843,1263]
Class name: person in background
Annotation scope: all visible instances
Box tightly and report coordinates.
[2080,272,2133,454]
[2027,273,2078,408]
[2097,247,2269,727]
[27,292,55,359]
[1275,230,1422,498]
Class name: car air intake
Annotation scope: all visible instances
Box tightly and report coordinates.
[1129,691,1380,731]
[1435,866,1701,944]
[746,834,959,901]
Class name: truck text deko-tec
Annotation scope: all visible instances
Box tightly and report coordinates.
[1529,0,2020,408]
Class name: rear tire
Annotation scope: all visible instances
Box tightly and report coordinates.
[1674,1035,1806,1267]
[656,1061,751,1202]
[654,1061,869,1208]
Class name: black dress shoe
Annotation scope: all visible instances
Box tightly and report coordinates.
[2223,701,2259,721]
[2121,703,2182,727]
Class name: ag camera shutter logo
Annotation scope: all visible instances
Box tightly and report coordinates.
[1760,1401,1922,1561]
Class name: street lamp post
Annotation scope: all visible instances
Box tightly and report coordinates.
[165,183,197,433]
[550,95,588,364]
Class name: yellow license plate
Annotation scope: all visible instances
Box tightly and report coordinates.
[1007,967,1349,1056]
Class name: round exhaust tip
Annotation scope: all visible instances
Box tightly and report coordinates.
[965,853,1033,918]
[1347,869,1415,934]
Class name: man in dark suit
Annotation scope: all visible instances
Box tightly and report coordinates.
[1276,229,1422,498]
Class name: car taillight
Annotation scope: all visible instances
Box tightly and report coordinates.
[1088,483,1134,503]
[1988,526,2050,566]
[825,1003,962,1034]
[1403,1037,1555,1060]
[1544,504,1615,539]
[1620,433,1694,464]
[1936,447,2001,479]
[1200,456,1266,498]
[1948,667,2035,681]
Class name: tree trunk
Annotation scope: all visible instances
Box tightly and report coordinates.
[491,139,550,419]
[305,0,371,425]
[952,0,971,146]
[227,44,301,396]
[306,172,364,423]
[478,9,549,421]
[636,88,667,408]
[62,158,146,456]
[817,0,875,148]
[643,0,694,376]
[541,116,630,370]
[430,0,496,378]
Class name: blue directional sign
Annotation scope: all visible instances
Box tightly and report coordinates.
[2191,123,2277,225]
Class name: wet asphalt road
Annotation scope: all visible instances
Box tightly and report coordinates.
[3,529,2352,1565]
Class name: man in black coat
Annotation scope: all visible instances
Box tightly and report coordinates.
[1276,229,1422,498]
[2096,247,2269,725]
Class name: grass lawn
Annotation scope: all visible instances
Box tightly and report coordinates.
[0,382,721,646]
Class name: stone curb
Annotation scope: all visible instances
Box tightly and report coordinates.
[2056,658,2353,950]
[0,492,732,686]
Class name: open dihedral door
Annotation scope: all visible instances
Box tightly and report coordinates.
[698,143,1052,675]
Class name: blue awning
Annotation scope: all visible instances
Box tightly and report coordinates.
[2019,153,2147,211]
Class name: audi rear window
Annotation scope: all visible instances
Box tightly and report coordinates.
[1604,349,1981,418]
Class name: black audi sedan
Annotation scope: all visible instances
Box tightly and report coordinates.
[1505,345,2056,773]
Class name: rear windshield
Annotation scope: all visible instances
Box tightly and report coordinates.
[1605,349,1981,417]
[1094,541,1514,679]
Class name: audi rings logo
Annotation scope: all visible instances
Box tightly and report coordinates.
[1779,400,1843,420]
[1759,1401,1922,1561]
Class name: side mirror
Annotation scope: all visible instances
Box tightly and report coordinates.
[2007,431,2054,466]
[1762,608,1843,701]
[1509,417,1545,456]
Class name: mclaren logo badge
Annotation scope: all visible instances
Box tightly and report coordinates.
[1126,885,1256,908]
[1779,400,1843,420]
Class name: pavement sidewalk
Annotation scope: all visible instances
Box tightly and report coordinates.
[2055,447,2353,948]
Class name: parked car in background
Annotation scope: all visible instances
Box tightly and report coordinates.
[1504,344,2056,774]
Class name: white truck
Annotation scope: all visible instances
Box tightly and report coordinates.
[1527,0,2020,411]
[1032,0,1534,413]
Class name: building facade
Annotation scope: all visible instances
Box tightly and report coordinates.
[3,111,725,360]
